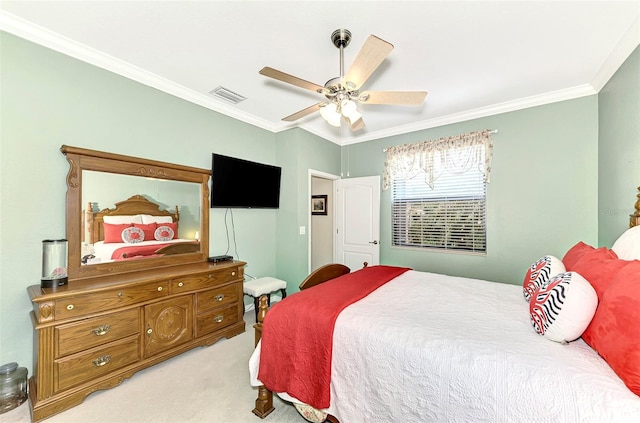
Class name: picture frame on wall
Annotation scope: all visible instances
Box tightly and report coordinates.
[311,195,328,215]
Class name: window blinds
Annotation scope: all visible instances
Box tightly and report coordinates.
[386,130,492,253]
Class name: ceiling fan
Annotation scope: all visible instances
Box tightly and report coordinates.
[259,29,428,132]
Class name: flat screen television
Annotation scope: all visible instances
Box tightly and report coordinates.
[211,153,282,208]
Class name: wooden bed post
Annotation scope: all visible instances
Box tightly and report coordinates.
[630,186,640,227]
[252,295,274,418]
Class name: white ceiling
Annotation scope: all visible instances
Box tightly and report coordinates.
[1,1,639,145]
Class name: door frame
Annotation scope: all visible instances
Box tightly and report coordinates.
[308,169,341,275]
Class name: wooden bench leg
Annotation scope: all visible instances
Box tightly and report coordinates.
[253,296,259,323]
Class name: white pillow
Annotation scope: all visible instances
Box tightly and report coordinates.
[103,214,143,224]
[611,225,640,260]
[154,226,175,242]
[522,255,565,302]
[529,271,598,343]
[121,226,145,244]
[141,214,173,224]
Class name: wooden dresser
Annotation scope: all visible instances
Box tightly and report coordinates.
[27,260,246,422]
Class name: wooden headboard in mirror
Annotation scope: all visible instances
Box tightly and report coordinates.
[62,145,210,280]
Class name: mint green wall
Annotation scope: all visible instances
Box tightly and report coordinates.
[0,32,303,370]
[1,29,636,381]
[275,128,341,289]
[598,46,640,246]
[343,97,599,284]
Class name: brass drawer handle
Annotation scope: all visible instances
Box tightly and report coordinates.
[92,355,111,367]
[66,304,74,311]
[213,315,224,323]
[93,325,111,336]
[146,327,153,336]
[178,282,184,287]
[231,271,236,276]
[157,286,163,292]
[214,294,225,302]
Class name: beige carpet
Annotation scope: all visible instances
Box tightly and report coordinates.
[0,312,305,423]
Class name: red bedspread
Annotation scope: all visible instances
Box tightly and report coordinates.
[257,265,411,409]
[110,242,173,259]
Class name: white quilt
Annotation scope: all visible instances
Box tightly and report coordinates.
[250,270,640,422]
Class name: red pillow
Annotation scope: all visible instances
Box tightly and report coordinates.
[103,223,132,243]
[571,247,627,300]
[581,261,640,396]
[562,241,595,270]
[154,221,178,240]
[133,223,157,241]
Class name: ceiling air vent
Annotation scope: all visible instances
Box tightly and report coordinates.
[209,86,247,104]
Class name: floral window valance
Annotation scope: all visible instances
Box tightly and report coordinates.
[382,129,494,191]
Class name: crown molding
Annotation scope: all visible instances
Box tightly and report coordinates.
[0,11,277,132]
[591,16,640,91]
[2,10,637,147]
[338,84,598,146]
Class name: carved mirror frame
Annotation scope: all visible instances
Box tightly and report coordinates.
[62,145,210,280]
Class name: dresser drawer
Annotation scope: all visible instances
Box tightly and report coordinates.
[196,304,239,337]
[55,281,169,320]
[55,308,140,357]
[195,283,239,314]
[55,335,140,392]
[171,267,241,293]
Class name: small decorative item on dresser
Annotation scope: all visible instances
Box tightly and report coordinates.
[41,239,68,288]
[0,362,28,414]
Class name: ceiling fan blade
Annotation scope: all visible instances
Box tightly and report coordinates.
[343,35,394,90]
[260,67,326,94]
[358,91,428,105]
[345,115,365,132]
[282,102,325,122]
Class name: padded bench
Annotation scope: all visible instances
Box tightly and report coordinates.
[243,277,287,322]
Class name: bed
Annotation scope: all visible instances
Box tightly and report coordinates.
[249,191,640,422]
[82,194,199,264]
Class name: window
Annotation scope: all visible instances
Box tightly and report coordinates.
[383,130,493,253]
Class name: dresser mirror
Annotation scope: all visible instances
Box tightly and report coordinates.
[62,145,210,280]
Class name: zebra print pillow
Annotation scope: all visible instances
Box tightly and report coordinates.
[522,256,565,302]
[529,271,598,343]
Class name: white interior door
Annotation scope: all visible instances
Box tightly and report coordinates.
[335,176,380,270]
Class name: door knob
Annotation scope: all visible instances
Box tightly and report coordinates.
[369,240,378,245]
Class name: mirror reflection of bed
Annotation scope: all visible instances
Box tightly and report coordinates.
[82,194,200,264]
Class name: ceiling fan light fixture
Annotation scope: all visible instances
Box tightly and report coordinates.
[320,102,337,119]
[347,109,362,122]
[327,116,342,127]
[341,99,358,119]
[320,103,342,126]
